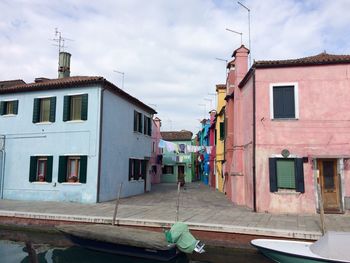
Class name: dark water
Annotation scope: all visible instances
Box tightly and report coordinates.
[0,228,272,263]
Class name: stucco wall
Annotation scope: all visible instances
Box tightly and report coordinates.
[0,86,101,203]
[254,65,350,213]
[99,89,153,202]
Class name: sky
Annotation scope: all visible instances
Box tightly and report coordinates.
[1,0,350,133]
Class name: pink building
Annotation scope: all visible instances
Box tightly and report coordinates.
[228,46,350,214]
[209,110,216,188]
[150,117,162,184]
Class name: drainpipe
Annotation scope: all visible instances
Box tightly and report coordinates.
[96,87,105,203]
[252,70,257,212]
[0,136,5,199]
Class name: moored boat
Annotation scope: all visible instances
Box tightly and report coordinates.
[56,224,180,261]
[251,231,350,263]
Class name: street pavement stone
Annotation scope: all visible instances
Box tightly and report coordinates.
[0,182,349,240]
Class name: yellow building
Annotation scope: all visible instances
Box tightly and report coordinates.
[215,84,226,192]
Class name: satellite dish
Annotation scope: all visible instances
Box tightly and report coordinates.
[281,149,290,158]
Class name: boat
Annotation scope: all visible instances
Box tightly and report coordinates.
[251,231,350,263]
[56,224,181,261]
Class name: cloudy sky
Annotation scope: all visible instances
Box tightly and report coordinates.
[1,0,350,133]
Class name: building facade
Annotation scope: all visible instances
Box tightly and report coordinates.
[150,117,162,184]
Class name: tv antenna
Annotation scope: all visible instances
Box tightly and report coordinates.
[51,28,74,55]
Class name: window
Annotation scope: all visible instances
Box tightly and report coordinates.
[58,155,87,183]
[269,157,304,193]
[162,165,174,174]
[0,100,19,115]
[143,116,152,135]
[179,144,186,153]
[133,111,143,133]
[63,94,88,121]
[219,122,225,140]
[33,97,56,123]
[129,158,147,180]
[270,83,299,119]
[29,156,53,182]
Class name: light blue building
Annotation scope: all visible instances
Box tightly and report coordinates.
[0,52,156,203]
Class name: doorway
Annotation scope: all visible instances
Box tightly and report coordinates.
[178,165,185,185]
[317,159,342,213]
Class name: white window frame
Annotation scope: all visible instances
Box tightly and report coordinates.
[269,82,299,120]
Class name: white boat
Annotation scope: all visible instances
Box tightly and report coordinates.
[251,231,350,263]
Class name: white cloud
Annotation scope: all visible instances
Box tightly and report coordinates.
[1,0,350,133]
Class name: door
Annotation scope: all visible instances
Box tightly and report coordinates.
[318,159,341,213]
[178,165,185,184]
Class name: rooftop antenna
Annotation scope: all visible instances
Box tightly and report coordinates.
[225,28,243,45]
[237,1,251,67]
[113,70,125,90]
[51,28,74,70]
[215,57,228,80]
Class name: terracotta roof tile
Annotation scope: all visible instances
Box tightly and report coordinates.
[0,79,26,89]
[161,131,193,141]
[254,52,350,68]
[0,76,156,114]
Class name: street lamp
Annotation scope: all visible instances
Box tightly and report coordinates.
[113,70,125,90]
[237,1,251,67]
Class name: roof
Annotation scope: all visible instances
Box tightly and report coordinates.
[232,45,250,58]
[0,76,156,114]
[0,79,26,89]
[216,84,226,91]
[254,52,350,68]
[161,131,193,141]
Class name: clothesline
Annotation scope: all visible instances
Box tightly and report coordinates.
[158,139,212,154]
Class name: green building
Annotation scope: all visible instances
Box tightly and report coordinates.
[160,131,193,183]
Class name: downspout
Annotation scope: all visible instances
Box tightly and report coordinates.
[252,69,257,212]
[0,135,5,199]
[96,87,105,202]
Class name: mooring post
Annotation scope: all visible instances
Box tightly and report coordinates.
[112,182,123,226]
[175,182,181,222]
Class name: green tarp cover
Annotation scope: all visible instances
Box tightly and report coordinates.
[165,222,197,254]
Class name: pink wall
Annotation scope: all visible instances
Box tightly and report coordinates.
[150,117,162,184]
[209,110,216,188]
[254,65,350,213]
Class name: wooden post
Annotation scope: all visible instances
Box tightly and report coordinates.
[112,182,123,226]
[316,170,326,235]
[175,182,181,222]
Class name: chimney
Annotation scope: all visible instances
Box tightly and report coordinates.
[58,52,71,78]
[232,45,249,85]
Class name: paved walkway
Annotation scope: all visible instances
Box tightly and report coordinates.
[1,183,350,240]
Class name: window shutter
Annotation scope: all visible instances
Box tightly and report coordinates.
[295,158,305,193]
[138,113,143,133]
[143,115,147,134]
[46,156,53,182]
[135,159,140,180]
[220,122,225,140]
[81,94,88,121]
[32,98,40,123]
[148,117,152,135]
[129,159,133,180]
[49,97,56,123]
[273,86,295,118]
[133,111,137,131]
[79,155,88,183]
[58,156,67,183]
[0,101,5,115]
[141,160,147,179]
[269,158,277,192]
[63,96,70,121]
[13,100,19,115]
[29,156,37,182]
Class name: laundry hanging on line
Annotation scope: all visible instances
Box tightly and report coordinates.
[158,139,212,154]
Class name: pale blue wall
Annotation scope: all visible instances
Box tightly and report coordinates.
[0,86,101,203]
[99,90,153,201]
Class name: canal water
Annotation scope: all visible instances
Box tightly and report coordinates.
[0,228,272,263]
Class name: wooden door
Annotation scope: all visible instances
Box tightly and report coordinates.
[318,159,341,213]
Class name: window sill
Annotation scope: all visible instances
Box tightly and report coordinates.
[61,182,83,185]
[32,182,50,184]
[35,122,54,125]
[271,118,298,121]
[129,179,145,183]
[1,114,17,117]
[274,189,301,195]
[65,120,85,123]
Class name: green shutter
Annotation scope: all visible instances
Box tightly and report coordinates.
[220,122,225,140]
[29,156,37,182]
[133,111,137,131]
[79,155,88,183]
[81,94,88,121]
[58,156,67,183]
[49,97,56,123]
[295,158,305,193]
[269,158,277,192]
[143,116,147,134]
[129,159,133,180]
[148,117,152,135]
[32,98,40,123]
[46,156,53,182]
[141,160,147,180]
[139,113,143,133]
[276,159,295,189]
[63,96,70,121]
[13,100,19,115]
[135,159,140,180]
[0,101,5,115]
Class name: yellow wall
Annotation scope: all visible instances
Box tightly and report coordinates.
[215,86,226,192]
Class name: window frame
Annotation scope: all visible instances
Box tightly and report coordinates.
[162,165,174,174]
[67,156,80,182]
[0,100,18,116]
[134,111,143,133]
[39,97,51,122]
[70,95,83,121]
[36,157,48,182]
[269,82,299,120]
